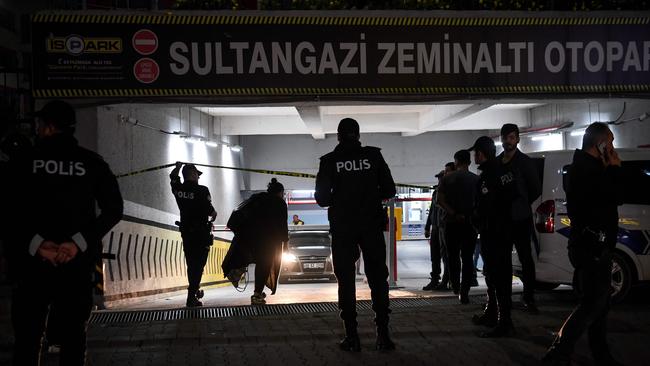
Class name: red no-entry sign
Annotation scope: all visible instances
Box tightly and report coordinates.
[133,58,159,84]
[132,29,158,55]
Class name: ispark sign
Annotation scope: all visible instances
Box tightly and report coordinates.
[31,13,650,99]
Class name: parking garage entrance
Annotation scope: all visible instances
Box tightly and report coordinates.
[28,11,650,309]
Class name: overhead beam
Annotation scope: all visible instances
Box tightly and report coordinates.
[403,103,494,137]
[296,106,325,139]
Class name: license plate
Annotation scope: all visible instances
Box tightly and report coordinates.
[304,262,324,269]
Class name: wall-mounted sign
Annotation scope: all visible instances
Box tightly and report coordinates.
[31,12,650,99]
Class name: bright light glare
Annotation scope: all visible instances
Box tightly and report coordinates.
[282,252,297,262]
[570,130,586,137]
[229,145,242,152]
[205,141,219,147]
[531,134,551,141]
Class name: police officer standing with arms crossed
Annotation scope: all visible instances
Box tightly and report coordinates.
[543,122,623,366]
[170,162,217,307]
[11,100,123,365]
[498,124,542,313]
[315,118,397,352]
[469,136,517,338]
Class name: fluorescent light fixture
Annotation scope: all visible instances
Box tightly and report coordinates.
[531,134,552,141]
[205,141,219,147]
[229,145,242,152]
[570,129,586,137]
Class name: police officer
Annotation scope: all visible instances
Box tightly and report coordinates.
[315,118,397,351]
[11,100,123,365]
[498,124,542,313]
[543,123,623,366]
[170,162,217,307]
[469,136,516,338]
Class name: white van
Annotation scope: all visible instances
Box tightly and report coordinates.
[513,149,650,302]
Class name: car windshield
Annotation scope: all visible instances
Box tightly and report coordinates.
[288,234,331,247]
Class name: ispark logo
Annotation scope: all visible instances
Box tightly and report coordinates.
[46,35,122,55]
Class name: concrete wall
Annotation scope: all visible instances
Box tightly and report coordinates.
[520,99,650,153]
[95,104,244,225]
[241,130,490,190]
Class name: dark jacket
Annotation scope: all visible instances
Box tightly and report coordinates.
[474,159,517,233]
[566,149,623,250]
[170,167,215,233]
[223,192,288,294]
[438,169,479,224]
[498,149,542,221]
[16,134,123,275]
[315,140,396,231]
[424,188,441,233]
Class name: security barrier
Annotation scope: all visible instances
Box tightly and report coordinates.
[101,216,230,307]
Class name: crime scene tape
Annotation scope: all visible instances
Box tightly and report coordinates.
[115,162,432,189]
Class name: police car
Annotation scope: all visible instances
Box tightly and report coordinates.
[513,149,650,302]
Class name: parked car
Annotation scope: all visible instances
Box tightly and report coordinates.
[513,149,650,302]
[279,231,336,283]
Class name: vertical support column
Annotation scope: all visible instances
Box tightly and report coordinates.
[388,198,397,288]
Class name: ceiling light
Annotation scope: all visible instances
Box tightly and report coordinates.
[205,141,219,147]
[229,145,242,152]
[570,129,586,137]
[531,134,551,141]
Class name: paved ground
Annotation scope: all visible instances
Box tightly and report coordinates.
[2,286,649,366]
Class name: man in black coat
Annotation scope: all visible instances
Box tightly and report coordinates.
[315,118,397,352]
[498,124,542,313]
[543,122,623,366]
[170,162,217,307]
[470,136,517,338]
[11,100,123,365]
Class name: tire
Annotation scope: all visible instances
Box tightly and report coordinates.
[535,281,560,291]
[610,252,633,303]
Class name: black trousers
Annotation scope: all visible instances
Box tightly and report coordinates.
[429,226,449,284]
[12,262,93,366]
[481,229,513,323]
[554,248,612,357]
[254,242,274,293]
[510,216,536,303]
[181,231,211,295]
[445,222,478,294]
[331,227,390,327]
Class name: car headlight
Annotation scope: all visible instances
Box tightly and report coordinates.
[282,252,297,262]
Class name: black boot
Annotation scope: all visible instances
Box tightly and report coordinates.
[339,322,361,352]
[186,295,203,307]
[471,304,498,327]
[375,325,395,351]
[422,278,438,291]
[480,319,515,338]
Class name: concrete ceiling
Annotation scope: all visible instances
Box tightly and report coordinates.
[196,102,544,139]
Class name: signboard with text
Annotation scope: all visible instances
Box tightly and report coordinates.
[31,12,650,99]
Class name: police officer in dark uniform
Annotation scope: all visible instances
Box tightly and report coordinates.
[11,100,123,365]
[543,122,623,366]
[469,136,517,338]
[315,118,397,352]
[170,162,217,307]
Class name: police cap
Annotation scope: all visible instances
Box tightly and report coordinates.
[468,136,496,156]
[182,164,203,177]
[35,100,76,129]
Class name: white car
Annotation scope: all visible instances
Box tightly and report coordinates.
[513,149,650,302]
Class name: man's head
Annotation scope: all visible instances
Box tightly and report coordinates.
[292,214,299,221]
[453,150,471,169]
[435,170,445,182]
[35,100,77,139]
[182,164,202,182]
[469,136,496,165]
[444,161,456,175]
[582,122,614,156]
[500,123,520,153]
[337,118,360,142]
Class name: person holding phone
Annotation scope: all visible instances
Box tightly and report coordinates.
[543,122,623,365]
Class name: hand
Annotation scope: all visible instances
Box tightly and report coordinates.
[605,147,621,167]
[424,230,430,239]
[175,161,183,169]
[56,242,79,264]
[37,241,60,266]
